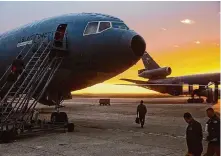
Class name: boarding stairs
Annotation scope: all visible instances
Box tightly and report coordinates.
[0,32,66,135]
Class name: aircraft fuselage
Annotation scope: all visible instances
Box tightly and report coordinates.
[147,72,220,96]
[0,13,146,105]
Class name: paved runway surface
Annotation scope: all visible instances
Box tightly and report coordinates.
[0,97,220,156]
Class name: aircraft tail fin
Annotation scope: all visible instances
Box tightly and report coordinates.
[142,52,160,70]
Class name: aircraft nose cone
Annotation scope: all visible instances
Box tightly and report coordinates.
[120,32,146,57]
[131,35,146,57]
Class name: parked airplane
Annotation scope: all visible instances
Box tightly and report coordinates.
[0,12,146,129]
[0,13,146,142]
[0,13,145,105]
[120,52,220,103]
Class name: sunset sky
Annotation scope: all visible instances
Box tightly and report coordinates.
[0,1,220,94]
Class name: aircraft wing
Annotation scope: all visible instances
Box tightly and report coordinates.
[117,84,208,86]
[120,78,146,84]
[116,84,211,88]
[119,78,209,87]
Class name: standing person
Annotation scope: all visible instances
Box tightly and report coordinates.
[137,100,147,128]
[204,108,220,156]
[0,71,17,104]
[11,55,25,78]
[183,112,203,156]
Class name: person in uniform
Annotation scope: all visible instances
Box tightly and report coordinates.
[11,55,25,78]
[137,100,147,128]
[204,108,220,156]
[183,112,203,156]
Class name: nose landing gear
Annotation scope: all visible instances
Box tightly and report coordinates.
[50,95,75,132]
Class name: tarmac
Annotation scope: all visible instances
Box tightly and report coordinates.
[0,97,219,156]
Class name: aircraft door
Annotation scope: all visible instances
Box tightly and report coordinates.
[54,24,67,48]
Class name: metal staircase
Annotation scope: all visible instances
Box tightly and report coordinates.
[0,32,68,141]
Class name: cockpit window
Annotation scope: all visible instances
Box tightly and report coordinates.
[112,22,129,30]
[83,21,129,36]
[84,22,99,35]
[98,22,111,32]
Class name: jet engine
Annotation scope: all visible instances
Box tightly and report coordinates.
[138,67,172,79]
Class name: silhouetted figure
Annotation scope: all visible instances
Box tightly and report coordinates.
[205,108,220,156]
[7,71,17,83]
[0,71,17,102]
[183,112,203,156]
[11,55,25,78]
[137,100,147,128]
[0,91,5,101]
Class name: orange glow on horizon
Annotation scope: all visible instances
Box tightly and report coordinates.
[72,83,158,94]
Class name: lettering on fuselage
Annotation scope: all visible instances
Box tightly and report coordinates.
[17,40,33,47]
[17,32,54,47]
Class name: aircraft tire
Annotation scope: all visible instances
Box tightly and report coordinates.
[198,98,204,103]
[187,99,193,103]
[187,98,204,103]
[195,98,204,103]
[59,112,68,123]
[51,112,59,123]
[206,98,212,103]
[67,123,75,132]
[0,130,15,143]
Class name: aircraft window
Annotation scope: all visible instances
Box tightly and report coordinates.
[84,22,99,35]
[98,22,111,32]
[112,22,129,30]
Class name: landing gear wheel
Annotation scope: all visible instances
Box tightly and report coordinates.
[59,112,68,123]
[1,131,11,143]
[206,98,212,103]
[187,98,204,103]
[187,98,193,103]
[198,98,204,103]
[51,112,59,123]
[0,130,16,143]
[51,112,68,123]
[67,123,75,132]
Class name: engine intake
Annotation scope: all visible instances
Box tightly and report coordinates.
[139,67,172,79]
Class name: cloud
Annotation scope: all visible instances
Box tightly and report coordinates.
[173,45,179,48]
[161,28,167,31]
[180,19,195,25]
[213,43,219,46]
[195,41,200,44]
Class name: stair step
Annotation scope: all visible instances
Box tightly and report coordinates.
[0,42,62,124]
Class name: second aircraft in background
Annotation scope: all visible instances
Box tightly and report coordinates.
[120,52,220,104]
